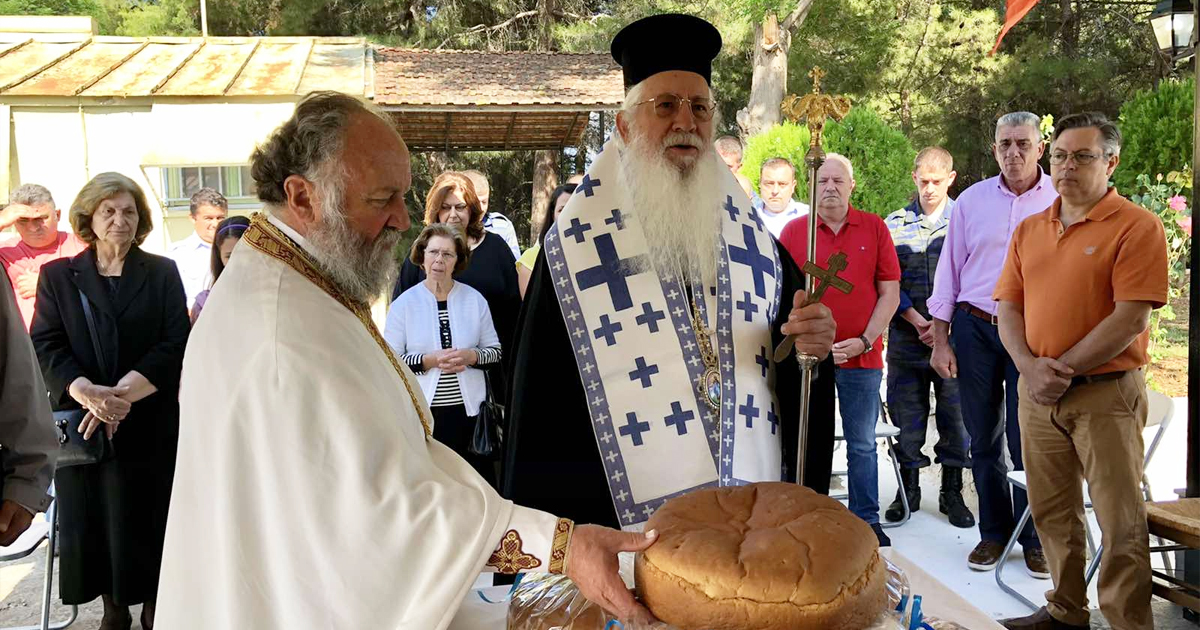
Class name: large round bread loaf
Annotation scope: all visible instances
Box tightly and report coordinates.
[635,482,888,630]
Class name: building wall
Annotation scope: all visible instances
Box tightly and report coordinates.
[6,100,296,254]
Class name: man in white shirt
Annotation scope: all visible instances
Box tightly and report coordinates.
[462,169,521,258]
[167,188,227,313]
[753,157,809,238]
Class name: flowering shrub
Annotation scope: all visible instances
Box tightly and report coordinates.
[1129,168,1192,362]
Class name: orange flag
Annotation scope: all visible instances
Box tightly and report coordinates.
[991,0,1040,55]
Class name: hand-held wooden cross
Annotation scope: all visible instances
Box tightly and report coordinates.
[772,249,854,364]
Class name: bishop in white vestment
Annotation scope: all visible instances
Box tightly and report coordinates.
[158,92,657,629]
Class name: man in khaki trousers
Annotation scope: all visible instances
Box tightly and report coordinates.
[994,112,1169,630]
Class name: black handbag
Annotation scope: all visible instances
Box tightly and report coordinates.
[53,289,115,469]
[468,368,504,458]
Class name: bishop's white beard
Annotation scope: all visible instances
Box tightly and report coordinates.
[305,178,401,304]
[617,129,725,289]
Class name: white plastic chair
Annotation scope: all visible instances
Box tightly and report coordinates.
[830,393,910,528]
[0,500,78,630]
[995,389,1176,609]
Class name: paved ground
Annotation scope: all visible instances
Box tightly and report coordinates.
[1,397,1196,629]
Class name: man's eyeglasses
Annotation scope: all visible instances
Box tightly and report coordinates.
[1049,151,1107,166]
[425,249,457,261]
[632,93,715,122]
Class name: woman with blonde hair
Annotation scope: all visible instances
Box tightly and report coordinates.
[31,172,189,630]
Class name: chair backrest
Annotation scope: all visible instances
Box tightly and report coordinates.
[1146,389,1173,429]
[1144,389,1174,468]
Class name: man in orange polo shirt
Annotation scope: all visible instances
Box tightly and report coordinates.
[995,112,1167,630]
[781,153,900,546]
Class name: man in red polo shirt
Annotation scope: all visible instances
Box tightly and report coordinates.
[0,183,87,331]
[781,153,900,546]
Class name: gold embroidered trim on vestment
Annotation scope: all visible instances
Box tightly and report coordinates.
[548,518,574,575]
[242,213,432,437]
[487,530,542,574]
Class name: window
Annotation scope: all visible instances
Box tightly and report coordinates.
[161,165,258,211]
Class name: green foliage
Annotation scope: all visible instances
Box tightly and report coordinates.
[1128,168,1192,363]
[113,0,196,36]
[741,107,916,217]
[1115,79,1195,193]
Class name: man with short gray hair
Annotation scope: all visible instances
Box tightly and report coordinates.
[0,183,86,330]
[927,112,1056,575]
[714,135,755,198]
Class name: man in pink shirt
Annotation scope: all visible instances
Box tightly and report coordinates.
[0,183,87,330]
[927,112,1059,576]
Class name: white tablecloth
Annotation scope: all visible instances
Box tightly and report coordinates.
[449,549,1004,630]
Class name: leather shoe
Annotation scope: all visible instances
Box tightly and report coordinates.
[870,523,891,547]
[1001,606,1089,629]
[967,540,1005,571]
[1024,547,1051,579]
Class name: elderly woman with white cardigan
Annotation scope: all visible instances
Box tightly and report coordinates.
[384,224,502,486]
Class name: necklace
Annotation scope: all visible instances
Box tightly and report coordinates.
[687,287,721,411]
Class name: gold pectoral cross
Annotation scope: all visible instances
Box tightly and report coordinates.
[773,251,854,363]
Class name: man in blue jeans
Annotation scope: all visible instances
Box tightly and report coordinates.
[780,154,900,546]
[927,112,1055,577]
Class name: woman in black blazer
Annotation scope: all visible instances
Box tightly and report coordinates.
[31,172,189,630]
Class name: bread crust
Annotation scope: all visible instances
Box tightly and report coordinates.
[634,482,888,630]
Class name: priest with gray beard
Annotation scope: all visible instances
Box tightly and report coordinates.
[503,14,838,531]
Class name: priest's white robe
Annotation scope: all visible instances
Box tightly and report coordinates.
[157,215,570,629]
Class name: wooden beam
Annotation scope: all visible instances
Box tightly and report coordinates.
[500,112,519,150]
[561,112,582,146]
[443,112,452,152]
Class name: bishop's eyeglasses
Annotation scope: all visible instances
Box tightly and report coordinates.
[631,93,715,121]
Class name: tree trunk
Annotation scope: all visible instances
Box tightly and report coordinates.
[899,88,913,136]
[736,1,817,139]
[1059,0,1079,113]
[529,0,559,242]
[737,15,788,138]
[531,150,558,242]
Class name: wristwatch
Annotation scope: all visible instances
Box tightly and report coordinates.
[857,334,873,354]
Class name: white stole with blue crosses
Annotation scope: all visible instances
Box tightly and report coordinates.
[544,140,785,528]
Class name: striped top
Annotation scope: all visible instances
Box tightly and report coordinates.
[404,300,501,407]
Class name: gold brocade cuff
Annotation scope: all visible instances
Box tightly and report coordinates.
[548,518,574,574]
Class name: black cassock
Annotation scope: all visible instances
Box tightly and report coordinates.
[501,240,836,529]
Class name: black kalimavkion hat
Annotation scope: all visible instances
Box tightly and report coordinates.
[610,14,722,90]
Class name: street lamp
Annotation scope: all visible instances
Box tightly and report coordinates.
[1151,0,1195,61]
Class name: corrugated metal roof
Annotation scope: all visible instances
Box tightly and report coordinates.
[0,36,366,97]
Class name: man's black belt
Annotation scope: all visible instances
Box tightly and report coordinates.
[1069,370,1126,388]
